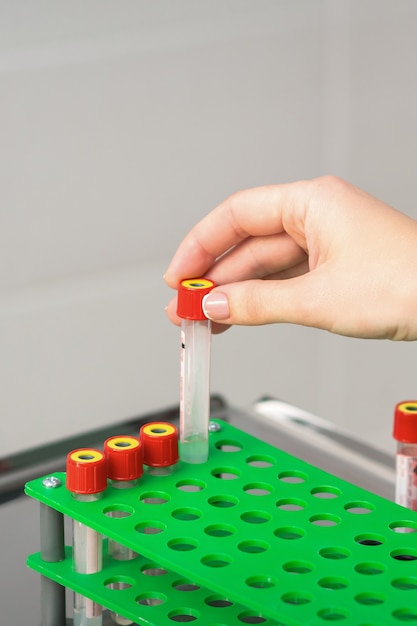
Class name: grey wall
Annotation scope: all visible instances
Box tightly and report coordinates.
[1,0,416,456]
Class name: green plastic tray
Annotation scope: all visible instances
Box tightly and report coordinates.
[26,419,417,625]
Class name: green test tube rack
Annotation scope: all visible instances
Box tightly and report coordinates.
[26,419,417,625]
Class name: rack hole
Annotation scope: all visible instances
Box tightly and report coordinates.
[140,491,170,505]
[172,580,200,592]
[240,510,271,524]
[171,508,202,521]
[283,560,314,574]
[318,607,349,621]
[104,577,134,590]
[211,467,240,480]
[354,562,386,576]
[168,609,199,622]
[318,577,349,590]
[278,470,307,484]
[281,592,312,605]
[135,521,166,534]
[392,607,417,621]
[238,540,269,554]
[311,486,341,499]
[136,592,166,606]
[204,523,235,537]
[238,613,267,624]
[391,577,417,590]
[176,479,206,492]
[319,546,350,560]
[344,501,374,514]
[276,498,306,511]
[168,538,198,552]
[246,455,275,468]
[354,534,384,546]
[208,495,239,508]
[215,440,242,452]
[310,514,341,527]
[205,595,234,608]
[391,549,417,561]
[389,521,417,533]
[201,553,232,568]
[245,576,276,589]
[103,504,135,517]
[355,592,385,605]
[141,563,168,577]
[243,482,273,496]
[274,526,305,540]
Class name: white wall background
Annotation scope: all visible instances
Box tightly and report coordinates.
[1,0,416,457]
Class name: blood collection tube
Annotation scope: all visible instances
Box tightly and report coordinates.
[177,278,215,464]
[66,448,107,626]
[393,401,417,511]
[140,422,179,474]
[104,435,143,625]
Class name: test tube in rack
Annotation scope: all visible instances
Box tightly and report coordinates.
[393,401,417,512]
[104,435,143,626]
[66,448,107,626]
[177,278,215,464]
[140,422,179,474]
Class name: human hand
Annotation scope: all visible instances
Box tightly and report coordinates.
[164,176,417,340]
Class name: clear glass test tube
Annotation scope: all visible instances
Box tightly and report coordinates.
[104,436,143,626]
[66,448,107,626]
[177,278,215,464]
[73,495,103,626]
[393,401,417,513]
[180,317,211,463]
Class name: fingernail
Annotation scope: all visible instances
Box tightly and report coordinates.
[202,292,230,320]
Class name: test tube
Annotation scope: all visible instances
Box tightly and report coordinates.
[140,422,179,474]
[393,401,417,511]
[177,278,215,464]
[66,448,107,626]
[104,435,143,626]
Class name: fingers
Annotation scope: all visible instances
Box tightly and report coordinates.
[164,182,309,289]
[200,276,327,328]
[204,232,307,285]
[165,294,231,334]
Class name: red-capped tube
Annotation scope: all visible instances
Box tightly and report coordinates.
[66,448,107,495]
[393,401,417,511]
[140,422,179,467]
[177,278,215,320]
[104,435,143,481]
[393,401,417,443]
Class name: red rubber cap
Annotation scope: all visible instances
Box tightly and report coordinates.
[104,435,143,481]
[177,278,215,320]
[66,448,107,494]
[140,422,179,467]
[393,401,417,443]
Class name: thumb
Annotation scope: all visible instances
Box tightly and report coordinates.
[202,277,326,328]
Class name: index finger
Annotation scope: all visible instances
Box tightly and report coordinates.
[164,182,307,288]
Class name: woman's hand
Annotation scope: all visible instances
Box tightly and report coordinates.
[165,176,417,340]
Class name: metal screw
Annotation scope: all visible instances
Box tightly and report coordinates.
[42,476,62,489]
[209,421,221,433]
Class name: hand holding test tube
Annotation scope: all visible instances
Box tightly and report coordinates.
[177,279,215,464]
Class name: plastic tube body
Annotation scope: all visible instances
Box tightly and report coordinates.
[395,442,417,511]
[393,401,417,512]
[73,494,103,626]
[180,318,211,463]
